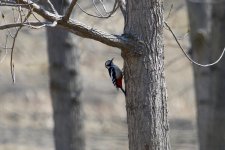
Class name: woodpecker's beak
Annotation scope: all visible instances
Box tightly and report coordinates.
[110,58,114,62]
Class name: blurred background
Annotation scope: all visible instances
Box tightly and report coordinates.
[0,0,198,149]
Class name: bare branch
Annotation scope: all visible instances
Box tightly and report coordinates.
[1,10,16,38]
[13,0,140,52]
[93,0,104,16]
[58,19,137,51]
[118,0,126,16]
[10,29,22,83]
[164,21,225,67]
[45,0,58,15]
[1,22,135,52]
[99,0,109,13]
[77,0,119,19]
[1,0,141,54]
[10,11,32,83]
[63,0,78,21]
[165,4,173,21]
[0,2,32,7]
[0,35,9,63]
[98,0,119,17]
[187,0,225,4]
[0,21,56,29]
[17,0,61,20]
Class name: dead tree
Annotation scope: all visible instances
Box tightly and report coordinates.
[0,0,170,149]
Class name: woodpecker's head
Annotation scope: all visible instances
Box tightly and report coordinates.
[105,58,114,69]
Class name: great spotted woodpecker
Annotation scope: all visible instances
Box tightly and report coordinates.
[105,58,126,95]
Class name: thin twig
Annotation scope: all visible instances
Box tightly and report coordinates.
[26,2,45,24]
[0,21,57,29]
[77,3,106,18]
[0,0,33,6]
[93,0,104,16]
[99,0,109,13]
[26,21,57,28]
[18,6,23,23]
[25,2,54,28]
[63,0,78,21]
[0,3,32,7]
[46,0,58,15]
[10,11,32,83]
[5,0,137,52]
[164,21,225,67]
[10,27,20,83]
[118,0,126,16]
[2,11,15,38]
[187,0,225,4]
[0,35,9,63]
[165,4,173,21]
[77,0,119,19]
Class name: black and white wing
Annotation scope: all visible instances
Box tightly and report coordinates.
[108,67,117,87]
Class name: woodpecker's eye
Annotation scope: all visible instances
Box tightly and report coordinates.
[105,60,111,67]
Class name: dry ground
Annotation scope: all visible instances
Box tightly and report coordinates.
[0,0,198,150]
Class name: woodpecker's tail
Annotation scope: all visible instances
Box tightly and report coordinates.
[120,87,126,96]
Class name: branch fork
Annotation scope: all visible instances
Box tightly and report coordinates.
[0,0,144,55]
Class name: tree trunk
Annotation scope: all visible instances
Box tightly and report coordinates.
[46,0,84,150]
[187,0,225,149]
[122,0,170,150]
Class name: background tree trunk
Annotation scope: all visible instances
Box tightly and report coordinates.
[122,0,170,149]
[46,0,84,150]
[187,0,225,149]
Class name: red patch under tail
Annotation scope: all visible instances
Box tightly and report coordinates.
[116,78,123,89]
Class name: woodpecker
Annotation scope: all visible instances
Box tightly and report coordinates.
[105,58,126,95]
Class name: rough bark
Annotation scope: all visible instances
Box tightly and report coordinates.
[46,0,84,150]
[1,0,171,149]
[122,0,170,150]
[187,0,225,149]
